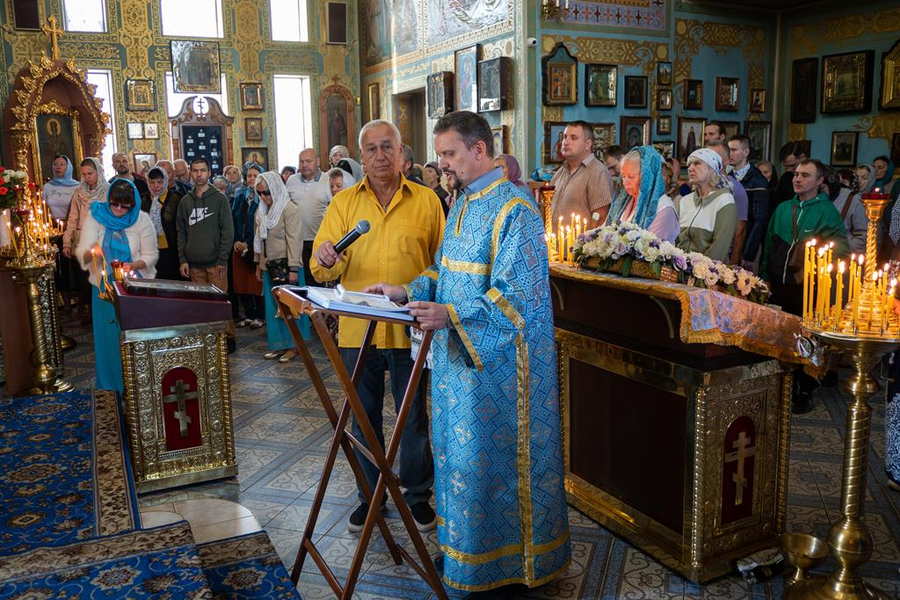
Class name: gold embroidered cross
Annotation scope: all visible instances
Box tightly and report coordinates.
[724,431,756,506]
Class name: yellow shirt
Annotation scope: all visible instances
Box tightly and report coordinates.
[311,175,445,349]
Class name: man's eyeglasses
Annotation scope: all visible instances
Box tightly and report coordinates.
[258,189,272,196]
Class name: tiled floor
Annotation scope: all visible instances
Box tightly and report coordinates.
[54,312,900,599]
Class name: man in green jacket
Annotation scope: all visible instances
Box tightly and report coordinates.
[176,157,237,352]
[761,158,848,412]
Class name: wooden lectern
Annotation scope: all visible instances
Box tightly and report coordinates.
[112,278,237,492]
[274,286,447,600]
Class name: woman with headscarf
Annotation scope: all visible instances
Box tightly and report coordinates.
[673,148,737,262]
[327,167,357,199]
[44,155,81,305]
[335,158,364,182]
[422,162,449,214]
[63,157,110,322]
[75,179,158,391]
[493,154,531,198]
[222,165,243,200]
[232,163,265,329]
[254,171,308,362]
[141,166,183,280]
[873,156,895,194]
[606,147,680,242]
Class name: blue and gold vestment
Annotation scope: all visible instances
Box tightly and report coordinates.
[405,169,571,591]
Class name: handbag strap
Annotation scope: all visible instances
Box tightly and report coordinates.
[839,194,853,220]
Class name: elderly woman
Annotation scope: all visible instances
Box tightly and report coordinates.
[63,157,110,322]
[605,147,680,242]
[493,154,531,198]
[222,165,242,199]
[422,161,449,214]
[329,145,351,168]
[832,166,872,254]
[142,166,183,280]
[327,167,357,198]
[255,171,308,362]
[674,148,737,262]
[76,179,157,391]
[232,163,265,328]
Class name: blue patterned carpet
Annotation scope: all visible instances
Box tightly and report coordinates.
[0,522,211,599]
[0,389,139,556]
[199,530,301,599]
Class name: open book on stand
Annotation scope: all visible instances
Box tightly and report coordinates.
[295,284,414,322]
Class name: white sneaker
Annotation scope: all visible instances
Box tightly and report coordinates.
[249,319,265,329]
[237,318,252,328]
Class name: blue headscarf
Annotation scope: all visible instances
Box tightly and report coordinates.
[90,178,141,272]
[605,146,666,230]
[50,155,80,187]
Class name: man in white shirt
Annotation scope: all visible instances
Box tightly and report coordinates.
[285,148,331,284]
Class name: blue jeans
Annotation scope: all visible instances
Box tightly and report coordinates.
[339,347,434,508]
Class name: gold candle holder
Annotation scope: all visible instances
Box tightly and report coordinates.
[788,192,894,600]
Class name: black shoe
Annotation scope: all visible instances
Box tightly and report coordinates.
[821,370,839,387]
[226,338,236,354]
[347,501,385,533]
[791,394,814,414]
[410,502,437,532]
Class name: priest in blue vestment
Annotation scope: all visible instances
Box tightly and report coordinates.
[366,111,571,593]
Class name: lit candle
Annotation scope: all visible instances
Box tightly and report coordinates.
[834,261,844,325]
[570,212,576,234]
[816,248,826,319]
[566,226,572,265]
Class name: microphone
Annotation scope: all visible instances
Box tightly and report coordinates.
[333,220,370,253]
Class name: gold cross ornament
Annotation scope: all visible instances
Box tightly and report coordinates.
[41,15,64,61]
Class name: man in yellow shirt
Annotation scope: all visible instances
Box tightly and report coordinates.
[311,120,445,533]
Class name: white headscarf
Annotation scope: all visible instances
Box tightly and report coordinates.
[80,157,109,202]
[254,171,292,254]
[687,148,731,191]
[327,168,357,199]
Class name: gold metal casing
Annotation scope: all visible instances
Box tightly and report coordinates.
[119,323,237,493]
[557,329,791,583]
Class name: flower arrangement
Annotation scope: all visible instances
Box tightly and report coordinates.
[0,168,29,212]
[573,221,769,304]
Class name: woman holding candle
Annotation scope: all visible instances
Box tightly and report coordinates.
[63,157,110,323]
[75,179,158,392]
[605,146,680,242]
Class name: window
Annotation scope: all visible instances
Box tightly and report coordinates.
[270,0,309,42]
[273,75,313,170]
[164,72,228,117]
[85,70,117,177]
[63,0,107,32]
[160,0,223,38]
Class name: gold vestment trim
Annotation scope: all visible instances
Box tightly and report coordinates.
[442,559,571,592]
[487,287,525,330]
[515,332,535,581]
[447,303,484,371]
[442,255,491,275]
[440,530,570,566]
[454,176,509,237]
[491,197,538,264]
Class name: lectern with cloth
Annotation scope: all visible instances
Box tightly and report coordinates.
[274,286,448,600]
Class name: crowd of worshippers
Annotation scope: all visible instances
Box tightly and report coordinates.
[547,120,897,414]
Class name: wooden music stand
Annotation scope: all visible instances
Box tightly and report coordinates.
[274,287,448,600]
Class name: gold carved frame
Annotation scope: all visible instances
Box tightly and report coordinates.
[31,100,84,183]
[879,39,900,110]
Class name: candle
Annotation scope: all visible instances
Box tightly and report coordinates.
[570,212,575,234]
[803,242,811,321]
[834,261,844,325]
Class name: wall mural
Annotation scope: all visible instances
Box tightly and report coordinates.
[558,0,668,31]
[427,0,511,48]
[363,0,420,67]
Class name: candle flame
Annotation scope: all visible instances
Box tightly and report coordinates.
[827,264,833,273]
[839,261,845,273]
[859,255,865,265]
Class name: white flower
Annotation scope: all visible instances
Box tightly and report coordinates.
[14,171,27,179]
[642,246,661,262]
[692,261,710,279]
[704,272,720,287]
[719,267,736,285]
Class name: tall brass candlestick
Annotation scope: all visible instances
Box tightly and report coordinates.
[787,191,894,600]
